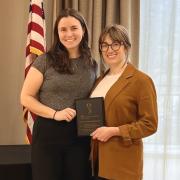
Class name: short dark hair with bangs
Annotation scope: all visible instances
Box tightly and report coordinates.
[99,24,131,57]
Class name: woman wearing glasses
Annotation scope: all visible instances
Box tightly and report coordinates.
[90,25,158,180]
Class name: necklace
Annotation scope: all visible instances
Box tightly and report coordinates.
[72,60,79,72]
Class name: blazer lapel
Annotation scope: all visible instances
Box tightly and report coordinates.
[104,63,136,112]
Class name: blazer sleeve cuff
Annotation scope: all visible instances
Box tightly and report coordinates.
[118,125,133,146]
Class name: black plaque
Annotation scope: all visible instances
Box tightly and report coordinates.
[75,97,105,136]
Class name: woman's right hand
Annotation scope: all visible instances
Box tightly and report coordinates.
[54,108,76,122]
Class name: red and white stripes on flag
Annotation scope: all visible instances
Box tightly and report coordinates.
[24,0,46,144]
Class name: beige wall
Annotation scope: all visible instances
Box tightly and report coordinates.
[0,0,53,144]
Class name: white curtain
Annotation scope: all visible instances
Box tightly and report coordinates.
[139,0,180,179]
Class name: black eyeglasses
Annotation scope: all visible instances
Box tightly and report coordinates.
[100,42,122,52]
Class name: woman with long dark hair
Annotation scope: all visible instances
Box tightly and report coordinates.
[21,8,96,180]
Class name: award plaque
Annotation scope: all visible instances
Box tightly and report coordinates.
[75,97,105,136]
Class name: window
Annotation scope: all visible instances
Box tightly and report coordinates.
[139,0,180,179]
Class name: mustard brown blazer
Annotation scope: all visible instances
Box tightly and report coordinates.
[91,63,158,180]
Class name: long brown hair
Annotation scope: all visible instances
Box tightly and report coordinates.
[47,8,93,74]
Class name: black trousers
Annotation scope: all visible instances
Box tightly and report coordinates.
[32,117,91,180]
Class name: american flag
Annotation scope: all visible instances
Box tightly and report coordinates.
[24,0,46,144]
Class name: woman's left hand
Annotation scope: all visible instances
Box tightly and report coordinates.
[91,127,120,142]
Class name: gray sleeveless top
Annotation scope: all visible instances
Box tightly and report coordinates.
[32,54,96,111]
